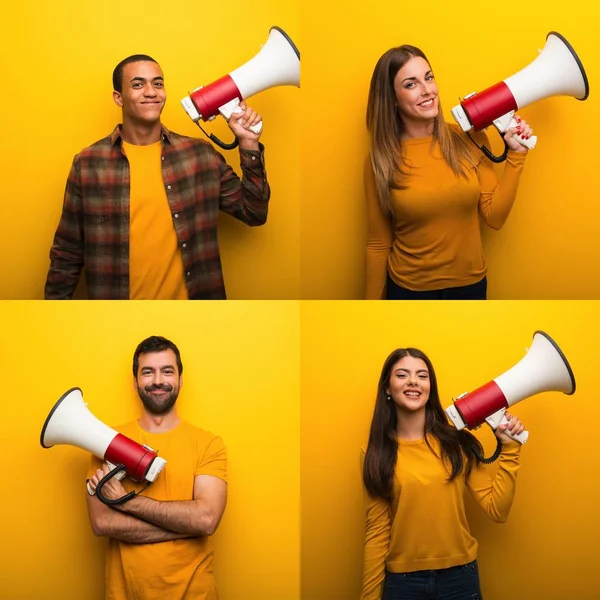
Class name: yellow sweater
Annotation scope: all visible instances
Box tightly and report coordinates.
[360,436,521,600]
[365,127,527,298]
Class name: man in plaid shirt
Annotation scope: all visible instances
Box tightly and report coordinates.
[45,54,270,300]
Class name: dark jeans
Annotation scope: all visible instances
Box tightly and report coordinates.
[382,560,482,600]
[385,274,487,300]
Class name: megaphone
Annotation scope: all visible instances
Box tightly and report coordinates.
[181,25,300,149]
[445,331,576,445]
[40,388,166,503]
[451,31,589,162]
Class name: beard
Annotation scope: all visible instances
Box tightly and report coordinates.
[137,383,180,415]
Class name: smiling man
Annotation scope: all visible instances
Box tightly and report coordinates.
[86,335,227,600]
[45,54,270,299]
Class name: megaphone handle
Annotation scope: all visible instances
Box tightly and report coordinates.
[486,411,529,445]
[86,460,126,496]
[494,113,537,150]
[506,117,537,150]
[219,99,263,134]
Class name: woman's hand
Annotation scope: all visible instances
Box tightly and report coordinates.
[494,411,525,443]
[503,116,533,153]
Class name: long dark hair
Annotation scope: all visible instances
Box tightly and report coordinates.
[363,348,483,500]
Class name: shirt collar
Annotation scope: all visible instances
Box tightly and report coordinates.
[110,124,173,146]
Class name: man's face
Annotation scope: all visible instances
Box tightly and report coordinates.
[113,60,166,124]
[134,349,181,415]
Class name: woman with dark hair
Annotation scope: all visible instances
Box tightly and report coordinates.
[365,45,533,300]
[361,348,524,600]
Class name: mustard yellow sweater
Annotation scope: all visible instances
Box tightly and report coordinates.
[360,436,521,600]
[365,127,527,298]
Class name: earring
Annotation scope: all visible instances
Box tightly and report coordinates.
[386,394,392,401]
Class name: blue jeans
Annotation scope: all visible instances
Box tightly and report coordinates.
[382,560,483,600]
[385,274,487,300]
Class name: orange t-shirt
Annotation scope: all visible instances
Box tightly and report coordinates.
[87,420,227,600]
[123,141,188,299]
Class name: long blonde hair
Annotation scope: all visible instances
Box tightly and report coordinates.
[366,45,477,216]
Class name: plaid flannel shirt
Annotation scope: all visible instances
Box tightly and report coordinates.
[45,124,270,299]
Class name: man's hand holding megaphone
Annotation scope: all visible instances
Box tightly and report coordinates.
[88,463,129,502]
[227,101,263,149]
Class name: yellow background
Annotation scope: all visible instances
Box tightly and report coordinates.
[0,301,300,600]
[301,301,600,599]
[300,1,600,299]
[0,0,300,299]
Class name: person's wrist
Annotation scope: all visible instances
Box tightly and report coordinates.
[239,140,260,151]
[499,438,522,448]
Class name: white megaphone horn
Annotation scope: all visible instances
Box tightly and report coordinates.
[451,31,589,162]
[445,331,576,445]
[181,25,300,149]
[40,388,166,503]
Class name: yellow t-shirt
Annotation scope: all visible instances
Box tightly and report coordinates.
[87,420,227,600]
[360,435,521,600]
[365,127,527,298]
[123,140,189,300]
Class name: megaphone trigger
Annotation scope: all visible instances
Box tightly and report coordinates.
[500,116,538,150]
[220,99,263,134]
[491,112,536,148]
[86,460,127,496]
[492,111,515,132]
[485,408,529,445]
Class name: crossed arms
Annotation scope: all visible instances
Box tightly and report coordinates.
[86,468,227,544]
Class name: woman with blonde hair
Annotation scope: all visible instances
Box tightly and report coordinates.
[365,45,533,299]
[361,348,525,599]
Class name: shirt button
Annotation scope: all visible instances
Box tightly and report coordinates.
[182,243,187,248]
[161,156,165,161]
[174,213,179,219]
[167,185,172,190]
[187,272,191,276]
[251,156,256,161]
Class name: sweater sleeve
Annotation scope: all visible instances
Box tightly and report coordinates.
[360,449,391,600]
[364,155,393,300]
[474,130,528,230]
[465,441,521,523]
